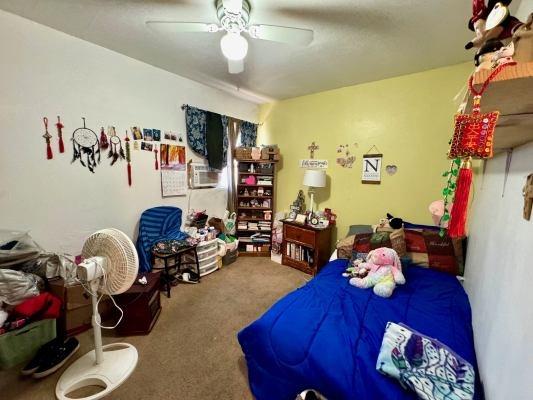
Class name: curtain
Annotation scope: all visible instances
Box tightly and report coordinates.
[185,106,207,157]
[240,121,258,147]
[225,117,241,213]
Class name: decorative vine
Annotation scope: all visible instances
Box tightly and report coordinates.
[440,158,461,237]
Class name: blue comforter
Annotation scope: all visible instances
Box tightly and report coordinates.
[238,260,481,400]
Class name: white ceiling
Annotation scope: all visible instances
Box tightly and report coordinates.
[0,0,522,103]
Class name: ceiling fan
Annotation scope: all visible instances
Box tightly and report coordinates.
[146,0,314,74]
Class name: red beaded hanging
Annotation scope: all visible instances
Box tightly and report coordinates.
[42,117,53,160]
[55,116,65,153]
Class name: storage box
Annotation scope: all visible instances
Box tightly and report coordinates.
[48,278,113,337]
[222,249,238,266]
[234,147,252,160]
[0,319,56,369]
[115,273,161,336]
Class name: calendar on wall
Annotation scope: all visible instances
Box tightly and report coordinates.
[160,144,187,197]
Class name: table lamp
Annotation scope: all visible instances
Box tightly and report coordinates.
[303,169,326,215]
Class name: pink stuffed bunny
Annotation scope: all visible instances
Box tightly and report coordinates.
[349,247,405,298]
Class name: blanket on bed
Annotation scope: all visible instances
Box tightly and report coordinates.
[238,259,481,400]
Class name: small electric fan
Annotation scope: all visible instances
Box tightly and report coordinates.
[56,229,139,400]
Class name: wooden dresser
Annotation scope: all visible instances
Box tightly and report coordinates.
[281,220,333,275]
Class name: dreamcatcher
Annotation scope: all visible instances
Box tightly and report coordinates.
[71,117,100,173]
[107,128,125,166]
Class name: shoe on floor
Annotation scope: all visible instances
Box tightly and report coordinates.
[32,337,80,379]
[21,338,63,376]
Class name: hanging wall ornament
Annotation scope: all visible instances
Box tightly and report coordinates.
[445,62,515,238]
[99,127,109,150]
[71,118,100,173]
[42,117,53,160]
[107,133,125,166]
[125,131,132,187]
[55,116,65,153]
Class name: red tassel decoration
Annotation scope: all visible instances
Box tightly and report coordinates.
[448,158,473,238]
[46,141,53,160]
[125,131,132,187]
[154,149,159,170]
[56,116,65,153]
[42,117,53,160]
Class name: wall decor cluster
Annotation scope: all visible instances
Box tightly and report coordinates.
[38,116,186,192]
[336,143,357,168]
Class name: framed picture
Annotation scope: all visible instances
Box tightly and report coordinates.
[362,154,383,184]
[295,214,307,224]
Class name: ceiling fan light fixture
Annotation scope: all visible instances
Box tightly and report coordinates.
[220,32,248,60]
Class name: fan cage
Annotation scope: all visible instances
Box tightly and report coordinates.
[81,229,138,295]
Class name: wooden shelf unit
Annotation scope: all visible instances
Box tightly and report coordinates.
[235,159,278,256]
[468,62,533,153]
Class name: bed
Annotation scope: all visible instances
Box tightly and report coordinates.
[238,259,481,400]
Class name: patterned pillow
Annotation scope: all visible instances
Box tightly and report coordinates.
[377,322,475,400]
[352,229,407,257]
[404,229,465,275]
[336,235,356,259]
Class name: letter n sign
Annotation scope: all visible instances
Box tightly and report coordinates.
[361,154,383,184]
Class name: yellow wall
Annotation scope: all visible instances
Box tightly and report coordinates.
[259,63,473,243]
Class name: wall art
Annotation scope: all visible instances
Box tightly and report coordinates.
[42,117,53,160]
[299,159,328,169]
[71,118,100,173]
[56,116,65,153]
[362,147,382,184]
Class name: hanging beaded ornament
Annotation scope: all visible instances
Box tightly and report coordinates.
[42,117,53,160]
[99,127,109,150]
[71,117,100,173]
[449,62,515,159]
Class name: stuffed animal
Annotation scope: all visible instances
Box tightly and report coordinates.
[465,0,523,50]
[349,247,405,298]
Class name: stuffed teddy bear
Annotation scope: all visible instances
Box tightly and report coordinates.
[349,247,405,298]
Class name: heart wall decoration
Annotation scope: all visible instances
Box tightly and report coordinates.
[386,165,398,175]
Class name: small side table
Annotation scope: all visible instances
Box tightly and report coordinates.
[151,245,200,298]
[281,219,333,275]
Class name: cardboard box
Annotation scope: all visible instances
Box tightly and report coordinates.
[48,277,113,337]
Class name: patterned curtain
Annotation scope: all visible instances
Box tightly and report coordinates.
[221,116,229,168]
[185,106,207,157]
[240,121,257,147]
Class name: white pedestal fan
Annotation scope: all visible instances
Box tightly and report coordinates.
[56,229,139,400]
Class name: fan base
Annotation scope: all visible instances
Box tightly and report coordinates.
[55,343,138,400]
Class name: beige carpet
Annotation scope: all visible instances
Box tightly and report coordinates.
[0,258,308,400]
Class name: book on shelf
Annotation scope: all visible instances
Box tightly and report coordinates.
[286,243,314,264]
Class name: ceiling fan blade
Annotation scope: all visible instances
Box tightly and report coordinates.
[146,21,218,34]
[248,24,314,46]
[228,59,244,74]
[223,0,243,14]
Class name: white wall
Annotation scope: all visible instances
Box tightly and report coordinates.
[465,3,533,399]
[0,10,258,254]
[465,142,533,399]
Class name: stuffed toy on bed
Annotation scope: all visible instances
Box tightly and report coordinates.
[349,247,405,298]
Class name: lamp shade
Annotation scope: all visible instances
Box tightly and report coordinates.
[303,169,326,188]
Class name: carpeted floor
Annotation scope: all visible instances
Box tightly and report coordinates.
[0,257,308,400]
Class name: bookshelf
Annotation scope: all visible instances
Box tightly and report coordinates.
[235,159,278,256]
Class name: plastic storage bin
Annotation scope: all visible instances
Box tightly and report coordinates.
[0,318,57,369]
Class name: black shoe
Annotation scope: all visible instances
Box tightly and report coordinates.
[21,338,63,376]
[32,337,80,379]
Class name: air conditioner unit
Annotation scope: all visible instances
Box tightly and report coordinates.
[189,163,220,188]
